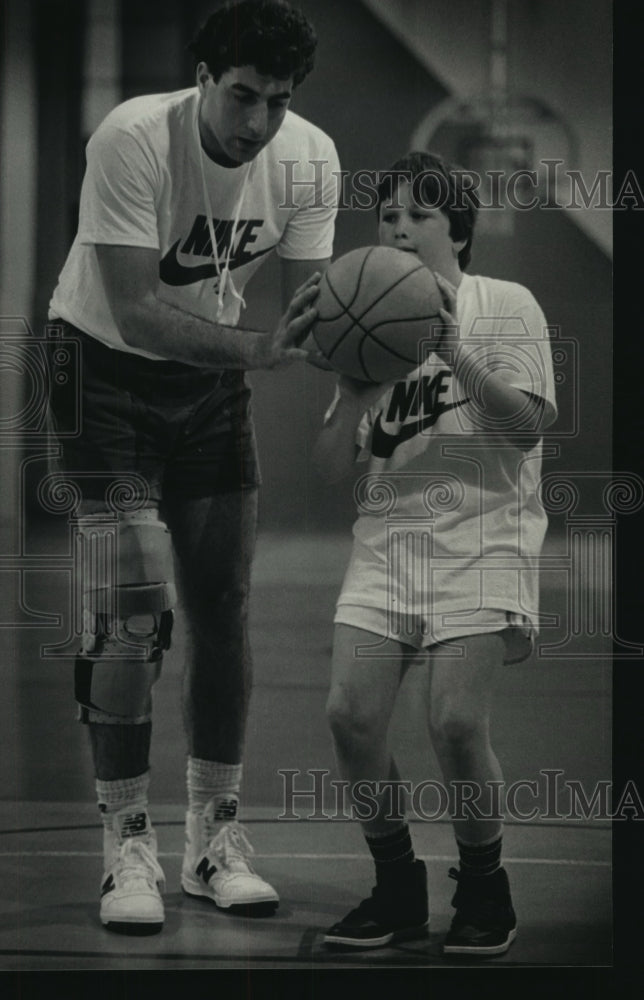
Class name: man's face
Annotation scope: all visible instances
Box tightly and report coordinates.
[378,180,465,278]
[198,63,293,165]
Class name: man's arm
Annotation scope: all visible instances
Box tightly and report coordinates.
[96,244,320,370]
[281,256,338,369]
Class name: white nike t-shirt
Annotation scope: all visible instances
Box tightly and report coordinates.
[332,272,558,632]
[49,89,340,358]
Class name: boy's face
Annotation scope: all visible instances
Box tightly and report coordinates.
[378,180,465,277]
[198,64,293,164]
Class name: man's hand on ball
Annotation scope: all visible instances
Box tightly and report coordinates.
[265,272,322,368]
[300,330,336,371]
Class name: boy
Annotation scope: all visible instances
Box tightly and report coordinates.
[313,151,557,956]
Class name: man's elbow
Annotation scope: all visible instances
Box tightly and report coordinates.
[111,298,152,349]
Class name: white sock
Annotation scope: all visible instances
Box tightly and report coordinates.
[187,757,242,821]
[96,772,151,837]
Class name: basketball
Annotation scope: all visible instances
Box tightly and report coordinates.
[311,246,445,382]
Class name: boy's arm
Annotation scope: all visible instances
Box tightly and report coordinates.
[312,377,389,483]
[441,345,545,451]
[433,273,549,451]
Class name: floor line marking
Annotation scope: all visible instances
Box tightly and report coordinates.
[0,851,610,866]
[0,948,596,967]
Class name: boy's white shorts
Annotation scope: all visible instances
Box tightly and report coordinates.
[334,605,534,664]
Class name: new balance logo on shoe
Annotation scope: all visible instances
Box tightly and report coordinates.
[214,799,238,821]
[120,812,148,838]
[196,856,217,884]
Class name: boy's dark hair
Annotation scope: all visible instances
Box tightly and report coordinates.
[189,0,317,86]
[376,150,479,271]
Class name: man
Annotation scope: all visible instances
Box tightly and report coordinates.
[47,0,339,934]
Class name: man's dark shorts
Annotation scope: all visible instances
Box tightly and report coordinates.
[47,322,261,502]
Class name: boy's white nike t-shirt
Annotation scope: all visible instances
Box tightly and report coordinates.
[332,272,558,636]
[49,89,340,358]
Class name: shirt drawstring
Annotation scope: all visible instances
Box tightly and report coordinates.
[197,98,252,322]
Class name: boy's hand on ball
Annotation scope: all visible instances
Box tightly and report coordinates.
[433,271,459,319]
[433,271,461,360]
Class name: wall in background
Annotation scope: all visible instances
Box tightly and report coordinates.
[362,0,612,257]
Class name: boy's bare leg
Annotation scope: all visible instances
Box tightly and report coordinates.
[427,632,505,845]
[427,632,516,955]
[324,624,429,947]
[326,624,408,831]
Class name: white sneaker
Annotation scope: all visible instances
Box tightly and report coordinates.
[181,807,279,912]
[100,811,165,933]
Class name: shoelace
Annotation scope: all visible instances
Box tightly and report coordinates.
[115,838,164,889]
[209,822,256,873]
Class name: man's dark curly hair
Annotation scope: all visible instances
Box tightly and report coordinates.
[188,0,317,86]
[376,151,480,271]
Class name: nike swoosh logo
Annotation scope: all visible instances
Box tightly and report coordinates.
[371,401,470,458]
[159,239,274,287]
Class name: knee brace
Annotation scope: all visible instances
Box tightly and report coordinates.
[74,508,176,724]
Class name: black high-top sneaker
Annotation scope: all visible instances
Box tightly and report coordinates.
[323,859,429,948]
[443,866,517,957]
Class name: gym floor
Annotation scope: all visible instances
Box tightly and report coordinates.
[0,521,613,971]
